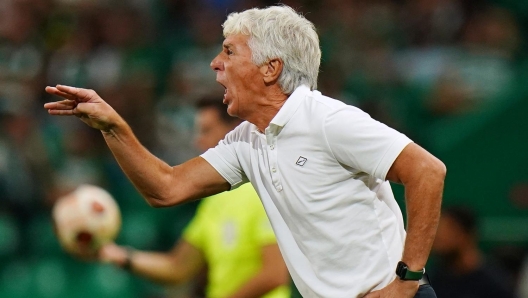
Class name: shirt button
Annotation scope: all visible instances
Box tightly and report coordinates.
[270,145,275,150]
[271,167,276,172]
[276,185,283,192]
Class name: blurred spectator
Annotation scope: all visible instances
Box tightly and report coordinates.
[398,5,520,120]
[154,6,227,165]
[430,206,516,298]
[0,103,47,215]
[510,182,528,208]
[491,245,528,297]
[46,12,100,88]
[0,0,45,108]
[518,254,528,298]
[425,6,520,116]
[401,0,465,47]
[46,122,107,205]
[166,7,224,102]
[154,82,199,165]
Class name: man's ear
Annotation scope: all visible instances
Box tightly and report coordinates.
[260,58,283,84]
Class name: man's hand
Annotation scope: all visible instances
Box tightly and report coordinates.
[44,85,122,132]
[364,279,419,298]
[98,242,128,267]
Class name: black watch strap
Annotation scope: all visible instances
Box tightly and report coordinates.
[395,261,424,281]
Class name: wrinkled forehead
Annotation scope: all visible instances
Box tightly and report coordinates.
[223,33,250,45]
[222,34,252,53]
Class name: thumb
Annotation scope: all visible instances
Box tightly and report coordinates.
[74,102,92,115]
[75,102,107,121]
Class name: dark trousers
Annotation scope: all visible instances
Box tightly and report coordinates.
[288,279,438,298]
[414,285,437,298]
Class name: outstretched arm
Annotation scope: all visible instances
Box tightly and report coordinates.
[365,143,445,298]
[44,85,230,207]
[99,240,205,285]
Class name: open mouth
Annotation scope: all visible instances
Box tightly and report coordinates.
[221,84,228,103]
[216,80,229,104]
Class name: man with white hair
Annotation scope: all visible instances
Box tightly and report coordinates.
[44,5,445,298]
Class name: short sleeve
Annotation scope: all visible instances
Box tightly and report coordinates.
[324,106,412,180]
[201,125,249,189]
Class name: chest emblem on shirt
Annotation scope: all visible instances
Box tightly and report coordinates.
[296,156,308,166]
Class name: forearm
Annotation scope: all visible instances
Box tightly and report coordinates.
[102,241,205,286]
[228,272,287,298]
[101,118,175,207]
[127,250,190,285]
[401,168,445,270]
[44,85,228,206]
[228,244,289,298]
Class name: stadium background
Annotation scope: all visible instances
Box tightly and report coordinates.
[0,0,527,297]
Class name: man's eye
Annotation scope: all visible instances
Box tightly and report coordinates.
[227,49,233,55]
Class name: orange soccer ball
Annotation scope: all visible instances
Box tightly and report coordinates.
[52,185,121,259]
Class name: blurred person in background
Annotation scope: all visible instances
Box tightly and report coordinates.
[154,7,227,166]
[0,1,47,192]
[430,206,515,298]
[46,123,107,203]
[518,255,528,298]
[425,6,520,117]
[0,0,45,95]
[0,96,50,217]
[97,98,290,298]
[168,8,225,102]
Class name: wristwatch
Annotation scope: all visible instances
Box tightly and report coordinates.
[121,246,135,271]
[395,261,424,281]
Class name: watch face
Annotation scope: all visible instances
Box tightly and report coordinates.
[396,261,407,276]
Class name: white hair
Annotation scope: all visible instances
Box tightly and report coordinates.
[222,5,321,94]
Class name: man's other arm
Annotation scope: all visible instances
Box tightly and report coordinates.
[100,240,205,285]
[228,243,289,298]
[366,143,445,298]
[386,142,446,273]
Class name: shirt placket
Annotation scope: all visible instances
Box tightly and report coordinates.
[265,127,282,193]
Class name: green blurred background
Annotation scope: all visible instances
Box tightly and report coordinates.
[0,0,527,297]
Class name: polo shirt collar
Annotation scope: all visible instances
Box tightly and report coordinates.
[250,85,311,135]
[270,84,311,128]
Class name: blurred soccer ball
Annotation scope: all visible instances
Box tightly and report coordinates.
[52,184,121,259]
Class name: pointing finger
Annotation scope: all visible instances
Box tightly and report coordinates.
[55,85,98,102]
[45,86,78,101]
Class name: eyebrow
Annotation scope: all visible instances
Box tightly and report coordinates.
[223,43,233,49]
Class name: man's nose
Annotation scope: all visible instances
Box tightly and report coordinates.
[211,55,224,72]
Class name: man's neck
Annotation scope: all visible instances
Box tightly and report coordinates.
[247,89,289,133]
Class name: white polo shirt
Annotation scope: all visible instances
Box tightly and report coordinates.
[201,85,412,298]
